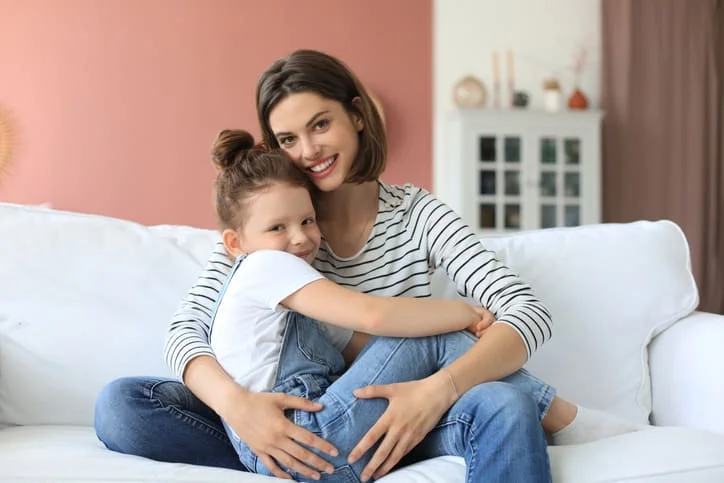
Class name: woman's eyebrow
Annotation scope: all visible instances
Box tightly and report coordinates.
[273,110,331,138]
[305,111,330,128]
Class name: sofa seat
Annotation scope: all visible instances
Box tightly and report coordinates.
[2,425,724,482]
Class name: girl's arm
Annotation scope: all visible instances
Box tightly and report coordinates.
[282,278,484,337]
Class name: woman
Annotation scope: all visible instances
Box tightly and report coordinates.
[206,130,511,481]
[95,50,638,482]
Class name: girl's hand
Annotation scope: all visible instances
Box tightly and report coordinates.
[223,390,338,480]
[467,306,495,337]
[347,371,458,481]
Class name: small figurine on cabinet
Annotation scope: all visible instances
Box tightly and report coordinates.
[543,78,562,112]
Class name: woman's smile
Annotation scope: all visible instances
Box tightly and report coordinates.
[307,154,338,179]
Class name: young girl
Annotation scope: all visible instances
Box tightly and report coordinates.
[207,129,509,481]
[95,49,641,482]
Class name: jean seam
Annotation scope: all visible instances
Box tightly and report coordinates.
[537,384,556,420]
[147,381,233,446]
[466,418,478,483]
[512,370,557,419]
[314,390,347,433]
[431,417,476,481]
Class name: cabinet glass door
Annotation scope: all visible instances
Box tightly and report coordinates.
[475,134,522,232]
[536,135,583,228]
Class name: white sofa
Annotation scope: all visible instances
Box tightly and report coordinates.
[1,202,723,482]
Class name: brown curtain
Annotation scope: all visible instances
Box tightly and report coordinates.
[602,0,724,314]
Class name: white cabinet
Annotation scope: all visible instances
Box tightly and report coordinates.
[439,110,603,234]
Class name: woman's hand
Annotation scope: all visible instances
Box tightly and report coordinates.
[347,371,458,481]
[467,305,495,337]
[222,390,338,480]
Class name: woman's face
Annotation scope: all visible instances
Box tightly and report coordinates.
[268,92,364,192]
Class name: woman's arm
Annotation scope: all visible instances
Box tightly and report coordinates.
[424,193,553,358]
[183,355,338,480]
[163,242,339,480]
[163,241,233,378]
[282,278,484,337]
[422,191,552,382]
[349,192,552,479]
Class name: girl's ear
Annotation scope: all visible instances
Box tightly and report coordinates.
[222,229,244,258]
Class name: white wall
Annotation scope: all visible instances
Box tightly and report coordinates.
[433,0,601,195]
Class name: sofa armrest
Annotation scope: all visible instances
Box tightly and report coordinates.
[649,311,724,434]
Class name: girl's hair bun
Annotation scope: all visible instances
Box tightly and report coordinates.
[211,129,255,169]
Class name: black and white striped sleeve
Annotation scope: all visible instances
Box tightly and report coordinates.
[163,240,234,379]
[418,192,553,358]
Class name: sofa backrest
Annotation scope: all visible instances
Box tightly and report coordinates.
[431,220,698,424]
[0,204,218,426]
[0,203,698,426]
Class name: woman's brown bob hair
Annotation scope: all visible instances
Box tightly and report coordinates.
[256,50,387,184]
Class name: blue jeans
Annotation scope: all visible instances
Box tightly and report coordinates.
[222,313,552,482]
[95,327,554,481]
[94,376,246,471]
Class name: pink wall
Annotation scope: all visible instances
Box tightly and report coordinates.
[0,0,432,227]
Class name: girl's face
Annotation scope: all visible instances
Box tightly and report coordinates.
[268,92,364,192]
[227,182,321,265]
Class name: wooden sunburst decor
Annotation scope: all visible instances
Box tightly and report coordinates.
[0,104,15,179]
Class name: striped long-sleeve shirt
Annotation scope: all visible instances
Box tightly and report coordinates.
[163,182,553,379]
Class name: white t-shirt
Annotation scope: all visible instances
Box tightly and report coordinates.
[209,250,330,393]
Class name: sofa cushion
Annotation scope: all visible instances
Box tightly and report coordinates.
[432,221,698,424]
[0,203,218,425]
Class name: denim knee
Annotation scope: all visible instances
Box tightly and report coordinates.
[411,382,550,482]
[94,377,151,451]
[485,382,540,423]
[94,377,243,470]
[456,381,543,439]
[94,377,194,452]
[96,376,146,405]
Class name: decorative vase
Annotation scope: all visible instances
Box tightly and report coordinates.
[568,88,589,110]
[453,76,487,108]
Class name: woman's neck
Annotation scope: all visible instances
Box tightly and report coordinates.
[316,180,379,225]
[315,181,379,258]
